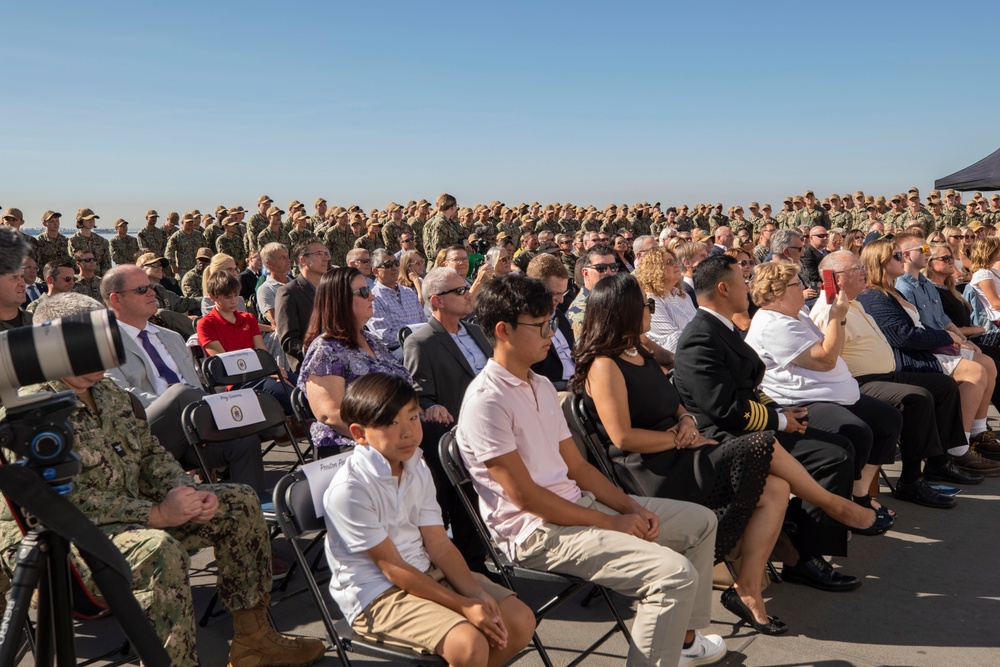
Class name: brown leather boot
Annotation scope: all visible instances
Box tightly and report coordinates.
[228,595,325,667]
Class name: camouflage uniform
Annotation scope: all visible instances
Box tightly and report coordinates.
[422,212,466,261]
[110,235,141,266]
[407,216,428,255]
[202,222,224,251]
[324,224,357,267]
[496,221,522,247]
[566,288,589,342]
[164,230,207,277]
[0,379,271,667]
[287,228,313,251]
[68,231,112,275]
[941,205,967,229]
[73,275,102,301]
[533,219,562,235]
[181,266,205,298]
[708,213,729,231]
[881,210,908,230]
[244,214,269,254]
[380,220,412,255]
[827,210,852,230]
[793,206,830,230]
[137,226,168,256]
[579,218,602,233]
[256,227,292,251]
[775,211,793,228]
[216,233,247,266]
[353,234,385,253]
[746,214,763,231]
[558,218,579,234]
[32,232,71,267]
[907,210,936,236]
[851,208,869,231]
[307,214,324,231]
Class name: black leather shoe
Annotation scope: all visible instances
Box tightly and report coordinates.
[923,458,985,485]
[892,477,957,509]
[781,556,861,592]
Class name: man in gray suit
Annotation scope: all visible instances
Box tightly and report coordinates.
[101,265,265,497]
[403,266,492,567]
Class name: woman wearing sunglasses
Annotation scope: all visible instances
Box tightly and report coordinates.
[633,246,696,353]
[941,225,972,281]
[298,267,451,457]
[858,237,999,473]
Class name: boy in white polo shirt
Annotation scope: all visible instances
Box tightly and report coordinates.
[323,372,534,665]
[456,274,725,667]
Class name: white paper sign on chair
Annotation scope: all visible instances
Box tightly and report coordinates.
[205,389,266,429]
[301,453,353,518]
[217,349,263,376]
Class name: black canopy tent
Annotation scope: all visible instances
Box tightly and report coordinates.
[935,147,1000,191]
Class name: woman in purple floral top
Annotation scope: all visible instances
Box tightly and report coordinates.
[299,267,451,453]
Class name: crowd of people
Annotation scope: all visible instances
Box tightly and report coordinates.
[1,185,999,667]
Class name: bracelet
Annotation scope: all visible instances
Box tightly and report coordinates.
[678,412,697,425]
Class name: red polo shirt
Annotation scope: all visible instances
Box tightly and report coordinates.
[197,308,261,352]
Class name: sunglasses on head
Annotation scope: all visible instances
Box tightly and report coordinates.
[352,286,372,298]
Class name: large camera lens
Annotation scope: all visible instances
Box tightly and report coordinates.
[0,310,125,392]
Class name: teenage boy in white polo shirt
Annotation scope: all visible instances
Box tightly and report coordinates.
[455,273,725,667]
[323,372,534,666]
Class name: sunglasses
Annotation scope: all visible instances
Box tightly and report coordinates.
[400,237,414,243]
[932,255,955,263]
[56,276,76,283]
[905,245,930,255]
[352,286,372,298]
[436,285,470,297]
[586,263,619,274]
[354,258,372,264]
[737,260,754,267]
[891,251,905,262]
[113,284,152,295]
[78,257,96,263]
[644,298,656,315]
[376,260,399,269]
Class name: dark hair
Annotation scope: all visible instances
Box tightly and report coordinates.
[206,271,240,297]
[44,259,74,280]
[692,254,738,296]
[341,372,419,428]
[292,237,323,266]
[582,244,615,267]
[475,273,552,345]
[569,273,650,394]
[304,267,362,350]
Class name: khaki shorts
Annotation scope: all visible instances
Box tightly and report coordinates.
[351,567,515,654]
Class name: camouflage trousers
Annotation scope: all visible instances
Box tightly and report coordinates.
[2,483,269,666]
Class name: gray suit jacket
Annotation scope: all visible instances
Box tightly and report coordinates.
[275,275,315,373]
[105,324,202,408]
[403,316,492,418]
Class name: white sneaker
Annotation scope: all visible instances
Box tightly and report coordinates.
[678,631,726,667]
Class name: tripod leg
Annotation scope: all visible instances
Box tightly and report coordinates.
[0,531,44,667]
[45,533,76,667]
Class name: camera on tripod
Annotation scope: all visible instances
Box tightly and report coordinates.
[0,310,125,491]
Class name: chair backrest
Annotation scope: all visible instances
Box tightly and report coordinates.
[273,469,322,538]
[398,322,429,348]
[291,385,315,425]
[181,390,288,445]
[569,393,643,495]
[201,348,281,387]
[437,429,513,571]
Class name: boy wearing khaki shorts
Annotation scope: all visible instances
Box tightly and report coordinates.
[323,373,535,665]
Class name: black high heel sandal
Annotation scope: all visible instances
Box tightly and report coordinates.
[721,586,789,636]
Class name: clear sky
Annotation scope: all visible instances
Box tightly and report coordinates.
[4,0,999,227]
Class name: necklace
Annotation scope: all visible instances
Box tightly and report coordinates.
[622,347,639,357]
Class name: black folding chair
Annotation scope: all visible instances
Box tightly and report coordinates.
[200,348,307,467]
[272,462,444,667]
[438,430,633,667]
[289,385,316,461]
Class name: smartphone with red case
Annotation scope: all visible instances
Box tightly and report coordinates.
[821,269,839,302]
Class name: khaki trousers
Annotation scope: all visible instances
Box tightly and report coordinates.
[515,493,717,667]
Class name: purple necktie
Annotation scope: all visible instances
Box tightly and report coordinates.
[138,330,181,385]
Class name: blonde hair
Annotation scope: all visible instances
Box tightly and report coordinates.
[748,262,799,307]
[923,243,968,307]
[969,237,1000,271]
[397,250,425,290]
[633,247,679,298]
[202,253,236,295]
[860,237,899,295]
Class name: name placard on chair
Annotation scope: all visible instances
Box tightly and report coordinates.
[205,389,266,429]
[217,349,263,376]
[301,453,353,518]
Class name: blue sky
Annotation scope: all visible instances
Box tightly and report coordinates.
[3,1,999,227]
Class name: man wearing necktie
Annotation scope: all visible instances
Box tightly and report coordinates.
[100,265,266,497]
